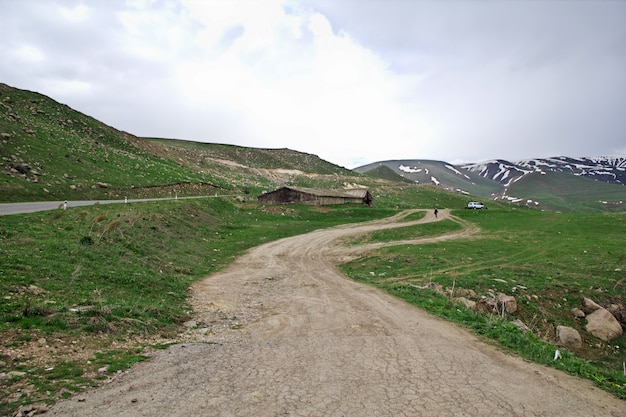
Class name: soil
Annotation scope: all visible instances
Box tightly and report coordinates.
[47,209,625,416]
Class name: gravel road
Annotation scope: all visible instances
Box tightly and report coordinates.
[48,209,625,416]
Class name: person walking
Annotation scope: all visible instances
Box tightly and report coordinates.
[434,208,438,218]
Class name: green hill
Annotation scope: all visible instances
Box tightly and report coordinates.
[504,171,626,213]
[0,84,365,202]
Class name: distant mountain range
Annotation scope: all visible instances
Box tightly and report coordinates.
[461,156,626,187]
[355,156,626,213]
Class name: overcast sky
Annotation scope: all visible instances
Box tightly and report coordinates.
[1,0,625,168]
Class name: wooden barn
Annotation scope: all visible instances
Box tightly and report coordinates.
[258,186,372,206]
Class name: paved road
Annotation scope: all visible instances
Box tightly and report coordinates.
[48,210,625,416]
[0,196,218,216]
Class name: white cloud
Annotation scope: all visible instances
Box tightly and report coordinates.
[0,0,624,168]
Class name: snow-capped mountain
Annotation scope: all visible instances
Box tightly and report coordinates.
[461,156,626,187]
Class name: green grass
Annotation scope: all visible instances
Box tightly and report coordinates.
[340,208,626,398]
[343,218,461,246]
[508,171,626,213]
[0,197,393,413]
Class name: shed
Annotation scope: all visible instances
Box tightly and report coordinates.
[258,186,372,206]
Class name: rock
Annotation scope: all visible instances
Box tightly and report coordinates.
[511,320,531,333]
[183,320,197,328]
[475,297,498,314]
[612,310,626,326]
[454,297,476,310]
[497,294,517,313]
[585,308,623,341]
[556,325,583,349]
[455,288,476,298]
[607,303,624,315]
[581,297,601,313]
[426,282,443,294]
[98,366,109,374]
[12,403,49,417]
[570,308,585,318]
[96,182,109,189]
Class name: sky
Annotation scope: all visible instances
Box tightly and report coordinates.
[1,0,625,168]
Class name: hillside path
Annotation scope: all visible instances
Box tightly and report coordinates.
[48,209,624,416]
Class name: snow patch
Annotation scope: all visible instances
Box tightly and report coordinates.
[398,165,421,174]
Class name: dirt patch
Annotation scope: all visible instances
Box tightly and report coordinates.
[48,210,625,416]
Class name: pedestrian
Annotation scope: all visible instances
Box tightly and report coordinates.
[63,201,67,210]
[434,208,438,218]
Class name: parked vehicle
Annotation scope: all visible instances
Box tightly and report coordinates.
[466,201,485,209]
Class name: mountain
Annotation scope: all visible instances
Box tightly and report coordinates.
[354,160,502,198]
[356,158,626,213]
[461,156,626,187]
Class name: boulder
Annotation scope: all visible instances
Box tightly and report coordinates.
[556,325,583,349]
[497,294,517,313]
[475,297,498,314]
[454,297,476,310]
[585,308,623,341]
[581,297,602,313]
[570,308,585,319]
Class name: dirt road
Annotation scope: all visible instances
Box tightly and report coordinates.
[48,210,624,416]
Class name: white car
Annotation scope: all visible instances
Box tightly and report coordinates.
[466,202,485,209]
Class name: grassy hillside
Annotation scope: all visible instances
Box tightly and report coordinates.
[505,171,626,213]
[0,84,227,202]
[0,84,368,203]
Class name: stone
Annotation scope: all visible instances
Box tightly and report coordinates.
[556,325,583,349]
[511,320,531,333]
[497,294,517,313]
[570,308,585,318]
[581,297,601,313]
[455,288,476,298]
[454,297,476,310]
[585,308,623,341]
[612,310,626,326]
[183,320,197,328]
[475,297,498,314]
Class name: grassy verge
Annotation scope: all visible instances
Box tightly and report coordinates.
[340,208,626,399]
[0,198,393,414]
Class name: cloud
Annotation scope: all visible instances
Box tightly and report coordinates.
[0,0,624,168]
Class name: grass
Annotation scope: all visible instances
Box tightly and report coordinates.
[339,207,626,398]
[0,197,393,414]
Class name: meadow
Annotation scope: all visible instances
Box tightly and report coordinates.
[340,207,626,398]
